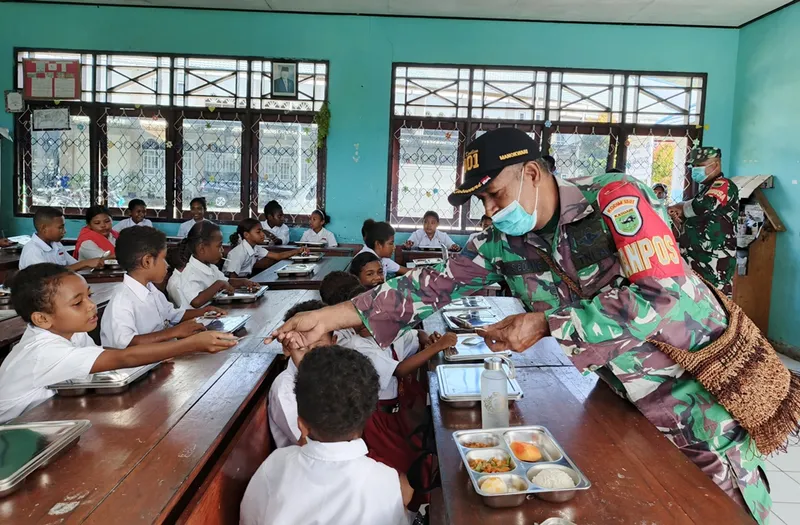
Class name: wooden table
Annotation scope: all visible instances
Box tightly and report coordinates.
[423,297,572,368]
[251,257,352,290]
[396,246,460,266]
[0,288,320,524]
[268,244,356,257]
[0,247,22,283]
[76,267,127,283]
[429,366,753,525]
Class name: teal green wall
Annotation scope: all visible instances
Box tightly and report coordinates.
[0,3,739,243]
[730,3,800,347]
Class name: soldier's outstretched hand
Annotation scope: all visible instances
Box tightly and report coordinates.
[477,312,550,353]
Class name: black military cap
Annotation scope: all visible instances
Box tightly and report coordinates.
[688,146,721,166]
[448,127,541,206]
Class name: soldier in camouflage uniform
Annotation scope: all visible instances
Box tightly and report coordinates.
[669,147,739,296]
[273,128,770,523]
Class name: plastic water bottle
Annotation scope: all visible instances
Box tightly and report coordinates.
[481,357,510,429]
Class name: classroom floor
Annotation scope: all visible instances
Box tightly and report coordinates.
[768,355,800,525]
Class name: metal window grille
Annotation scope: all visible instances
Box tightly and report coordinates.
[389,64,705,232]
[14,49,327,223]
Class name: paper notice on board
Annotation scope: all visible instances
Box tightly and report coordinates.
[32,108,70,131]
[30,76,54,99]
[54,77,78,99]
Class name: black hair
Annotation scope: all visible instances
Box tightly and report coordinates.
[284,299,326,321]
[361,219,376,242]
[189,197,208,211]
[349,252,381,279]
[230,218,261,247]
[541,155,557,173]
[652,183,668,192]
[178,220,222,264]
[311,209,331,225]
[166,245,186,271]
[33,207,64,231]
[264,200,283,218]
[480,215,492,223]
[319,271,360,305]
[295,345,379,442]
[10,263,74,323]
[116,226,166,272]
[423,210,439,222]
[128,199,146,211]
[608,168,624,174]
[365,221,395,250]
[341,283,367,302]
[85,205,111,225]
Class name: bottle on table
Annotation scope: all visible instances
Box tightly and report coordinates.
[481,356,510,429]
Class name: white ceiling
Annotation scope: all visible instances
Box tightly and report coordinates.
[29,0,791,27]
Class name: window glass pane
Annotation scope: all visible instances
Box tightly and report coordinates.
[257,121,319,218]
[625,135,690,204]
[393,127,461,227]
[105,115,167,209]
[549,132,611,179]
[181,118,243,213]
[30,115,92,209]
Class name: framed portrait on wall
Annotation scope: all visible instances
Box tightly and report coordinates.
[271,62,298,98]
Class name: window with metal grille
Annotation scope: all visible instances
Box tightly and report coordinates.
[14,50,328,224]
[389,65,705,232]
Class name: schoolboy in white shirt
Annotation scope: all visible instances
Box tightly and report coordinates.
[261,200,290,245]
[268,300,336,449]
[403,210,460,251]
[177,197,212,239]
[113,199,153,232]
[224,219,304,278]
[0,263,238,423]
[100,226,225,348]
[19,207,104,271]
[241,345,411,525]
[358,221,409,277]
[467,215,493,245]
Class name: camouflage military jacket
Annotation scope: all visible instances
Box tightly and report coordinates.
[677,175,739,296]
[354,173,739,451]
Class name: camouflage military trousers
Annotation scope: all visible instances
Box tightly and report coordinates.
[680,432,771,524]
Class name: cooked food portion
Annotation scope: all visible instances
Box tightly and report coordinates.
[510,441,543,462]
[468,456,513,473]
[462,441,494,448]
[531,468,575,489]
[480,476,508,494]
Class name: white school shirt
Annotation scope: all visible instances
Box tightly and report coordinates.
[407,228,456,249]
[268,361,300,449]
[100,274,186,348]
[113,217,153,232]
[166,269,183,307]
[299,227,337,247]
[335,329,418,401]
[357,246,401,276]
[18,234,77,269]
[78,234,116,260]
[467,231,481,245]
[261,222,290,245]
[0,326,104,423]
[240,438,406,525]
[177,219,209,239]
[175,256,228,308]
[223,242,269,276]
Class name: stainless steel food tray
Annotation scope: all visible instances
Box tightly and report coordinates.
[47,362,162,396]
[416,246,442,251]
[436,363,522,408]
[290,253,323,262]
[197,314,251,333]
[442,296,491,312]
[213,286,268,303]
[444,310,500,332]
[453,425,591,508]
[443,334,511,362]
[103,259,122,270]
[295,241,326,247]
[412,258,443,267]
[276,263,317,277]
[0,420,92,498]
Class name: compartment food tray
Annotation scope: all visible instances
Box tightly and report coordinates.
[47,362,162,395]
[197,314,251,333]
[442,296,491,312]
[443,334,511,362]
[444,310,500,332]
[276,263,318,277]
[214,286,268,303]
[436,363,522,407]
[453,425,591,508]
[412,258,443,267]
[290,253,323,262]
[295,241,326,247]
[0,420,92,498]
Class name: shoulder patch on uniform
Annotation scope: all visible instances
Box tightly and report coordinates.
[706,179,730,206]
[598,180,684,283]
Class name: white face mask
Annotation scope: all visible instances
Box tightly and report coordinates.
[491,166,539,237]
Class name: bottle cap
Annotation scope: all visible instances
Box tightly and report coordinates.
[484,356,503,371]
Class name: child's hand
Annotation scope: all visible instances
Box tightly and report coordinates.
[191,331,239,353]
[241,280,260,292]
[171,319,207,339]
[202,306,226,317]
[216,280,235,295]
[403,240,414,248]
[291,247,307,257]
[450,244,461,252]
[427,332,458,352]
[85,257,105,269]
